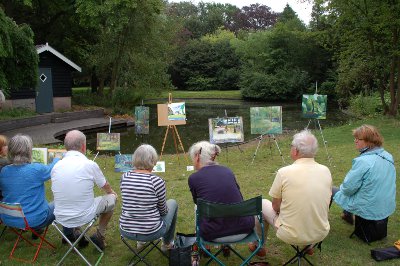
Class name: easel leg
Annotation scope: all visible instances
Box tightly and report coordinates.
[251,135,264,164]
[316,120,333,167]
[160,126,170,159]
[271,134,286,165]
[173,125,190,164]
[171,126,179,162]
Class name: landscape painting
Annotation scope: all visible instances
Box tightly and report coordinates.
[115,154,133,172]
[48,149,67,163]
[168,102,186,121]
[302,94,327,119]
[152,161,166,172]
[134,106,149,135]
[250,106,282,135]
[208,117,244,144]
[32,148,48,164]
[96,133,121,151]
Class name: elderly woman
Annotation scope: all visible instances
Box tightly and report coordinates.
[188,141,254,251]
[0,135,9,200]
[119,144,178,251]
[333,125,396,225]
[0,134,60,231]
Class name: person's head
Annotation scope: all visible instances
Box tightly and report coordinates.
[8,134,33,164]
[132,144,158,171]
[64,130,86,153]
[0,135,8,157]
[188,141,221,170]
[352,124,383,150]
[290,130,318,160]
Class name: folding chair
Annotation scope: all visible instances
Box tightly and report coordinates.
[350,215,388,244]
[283,242,322,266]
[52,216,103,266]
[196,196,264,266]
[0,219,7,239]
[121,235,169,266]
[0,201,55,263]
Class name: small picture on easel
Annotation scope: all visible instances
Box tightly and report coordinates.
[168,102,186,121]
[96,133,120,151]
[302,94,327,119]
[115,154,133,172]
[152,161,166,172]
[134,106,149,134]
[32,148,48,164]
[208,117,244,144]
[250,106,282,135]
[48,149,67,164]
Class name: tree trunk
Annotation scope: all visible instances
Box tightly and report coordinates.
[90,72,99,94]
[388,28,399,116]
[98,78,105,96]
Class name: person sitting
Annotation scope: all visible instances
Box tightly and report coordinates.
[0,134,59,234]
[188,141,256,257]
[332,125,396,227]
[51,130,117,250]
[251,130,331,254]
[119,144,178,251]
[0,135,10,201]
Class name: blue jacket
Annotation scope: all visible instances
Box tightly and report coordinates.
[334,147,396,220]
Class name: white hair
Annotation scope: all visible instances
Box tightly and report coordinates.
[64,130,86,151]
[291,130,318,158]
[188,141,221,166]
[133,144,158,170]
[8,134,33,164]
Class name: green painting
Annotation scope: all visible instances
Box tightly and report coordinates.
[250,106,282,135]
[302,94,327,119]
[96,133,121,151]
[32,148,48,164]
[134,106,149,135]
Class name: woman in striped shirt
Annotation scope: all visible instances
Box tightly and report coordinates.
[119,144,178,251]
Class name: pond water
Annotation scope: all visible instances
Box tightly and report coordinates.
[85,99,349,154]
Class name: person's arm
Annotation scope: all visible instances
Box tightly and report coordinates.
[272,197,282,213]
[39,157,60,181]
[188,175,198,204]
[101,181,118,198]
[155,178,167,216]
[340,159,368,196]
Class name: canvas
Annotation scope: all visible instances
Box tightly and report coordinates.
[302,94,327,119]
[32,148,48,164]
[48,149,67,163]
[96,133,121,151]
[114,154,133,172]
[152,161,166,172]
[208,117,244,144]
[168,102,186,121]
[134,106,149,135]
[250,106,282,135]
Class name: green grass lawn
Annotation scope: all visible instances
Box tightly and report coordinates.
[1,117,400,265]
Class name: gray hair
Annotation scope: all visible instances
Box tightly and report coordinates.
[64,130,86,151]
[188,141,221,166]
[8,134,33,164]
[133,144,158,170]
[291,130,318,158]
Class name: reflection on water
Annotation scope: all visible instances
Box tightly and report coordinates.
[86,100,349,154]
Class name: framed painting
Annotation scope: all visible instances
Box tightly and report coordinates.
[168,102,186,121]
[114,154,133,172]
[96,133,121,151]
[48,149,67,163]
[134,106,149,135]
[250,106,282,135]
[32,148,48,164]
[157,104,186,126]
[302,94,327,119]
[152,161,165,173]
[208,117,244,144]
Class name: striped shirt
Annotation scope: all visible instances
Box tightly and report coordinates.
[119,171,167,234]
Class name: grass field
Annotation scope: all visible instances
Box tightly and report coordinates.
[1,116,400,265]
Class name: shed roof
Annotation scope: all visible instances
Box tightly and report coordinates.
[36,43,82,72]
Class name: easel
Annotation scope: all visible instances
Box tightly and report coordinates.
[251,134,286,165]
[159,93,188,164]
[218,110,244,163]
[93,117,121,165]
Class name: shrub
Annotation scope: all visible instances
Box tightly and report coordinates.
[348,93,384,116]
[111,87,141,114]
[0,107,36,120]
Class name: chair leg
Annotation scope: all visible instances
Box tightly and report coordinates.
[283,245,314,266]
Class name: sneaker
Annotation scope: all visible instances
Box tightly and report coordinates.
[248,242,267,259]
[161,240,174,253]
[341,213,354,225]
[222,245,231,257]
[137,241,147,250]
[90,230,105,251]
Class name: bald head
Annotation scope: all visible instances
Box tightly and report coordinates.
[291,130,318,158]
[64,130,86,152]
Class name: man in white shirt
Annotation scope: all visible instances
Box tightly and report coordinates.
[51,130,117,250]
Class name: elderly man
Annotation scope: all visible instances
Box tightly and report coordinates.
[249,130,332,255]
[51,130,117,250]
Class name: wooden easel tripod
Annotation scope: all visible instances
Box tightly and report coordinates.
[160,124,187,160]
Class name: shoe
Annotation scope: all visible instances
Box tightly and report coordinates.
[32,228,44,240]
[161,240,174,253]
[137,241,147,250]
[248,242,267,259]
[90,230,105,251]
[222,245,231,257]
[61,228,89,248]
[341,213,354,225]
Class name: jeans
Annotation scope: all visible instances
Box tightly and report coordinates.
[32,202,55,231]
[120,199,178,244]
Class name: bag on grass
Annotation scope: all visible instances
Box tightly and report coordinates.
[371,246,400,261]
[169,233,197,266]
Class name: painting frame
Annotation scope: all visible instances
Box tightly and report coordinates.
[250,106,283,135]
[208,116,244,144]
[96,133,121,151]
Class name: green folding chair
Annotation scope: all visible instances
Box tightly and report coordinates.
[196,196,264,266]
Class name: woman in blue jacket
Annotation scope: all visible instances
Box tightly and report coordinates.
[333,125,396,224]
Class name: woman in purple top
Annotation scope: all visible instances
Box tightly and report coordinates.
[188,141,254,242]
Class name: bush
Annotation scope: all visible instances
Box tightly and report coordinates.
[72,89,113,108]
[111,87,142,114]
[0,107,36,120]
[348,93,384,116]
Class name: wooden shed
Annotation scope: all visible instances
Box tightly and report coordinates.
[5,43,81,113]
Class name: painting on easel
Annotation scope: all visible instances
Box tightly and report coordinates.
[115,154,133,172]
[134,106,149,134]
[48,149,67,163]
[302,94,327,119]
[32,148,48,164]
[250,106,282,134]
[168,102,186,121]
[208,117,244,144]
[96,133,120,151]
